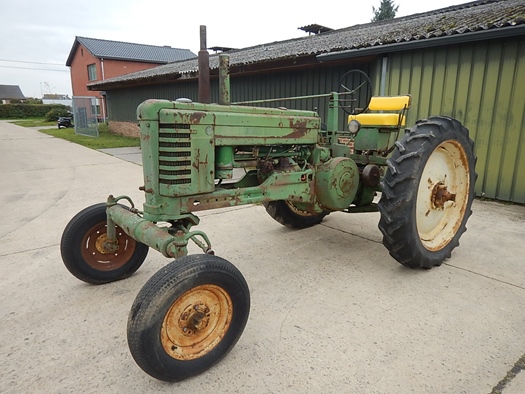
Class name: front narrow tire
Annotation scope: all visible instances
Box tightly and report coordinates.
[60,203,149,284]
[127,254,250,382]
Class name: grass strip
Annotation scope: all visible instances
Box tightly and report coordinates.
[38,127,140,149]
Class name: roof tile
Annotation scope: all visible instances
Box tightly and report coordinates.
[66,37,196,66]
[90,0,525,88]
[0,85,25,100]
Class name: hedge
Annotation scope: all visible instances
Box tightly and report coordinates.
[0,104,70,119]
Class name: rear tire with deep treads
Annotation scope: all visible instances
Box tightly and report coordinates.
[378,116,477,269]
[263,200,327,229]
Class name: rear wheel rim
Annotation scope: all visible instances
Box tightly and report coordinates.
[416,140,470,251]
[285,201,315,217]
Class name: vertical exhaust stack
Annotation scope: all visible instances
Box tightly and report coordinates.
[219,54,230,105]
[198,25,211,104]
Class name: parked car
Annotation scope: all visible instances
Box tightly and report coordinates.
[57,116,73,129]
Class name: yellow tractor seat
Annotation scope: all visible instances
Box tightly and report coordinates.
[348,95,411,127]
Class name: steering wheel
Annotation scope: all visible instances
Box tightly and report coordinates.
[338,70,373,115]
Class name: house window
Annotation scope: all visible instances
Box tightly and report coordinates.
[91,98,101,116]
[92,104,101,116]
[87,64,97,81]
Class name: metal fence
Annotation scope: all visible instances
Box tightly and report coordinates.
[72,96,102,137]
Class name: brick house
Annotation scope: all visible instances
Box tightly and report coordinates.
[65,36,196,119]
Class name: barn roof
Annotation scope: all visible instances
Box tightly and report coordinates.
[0,85,25,100]
[66,36,197,66]
[89,0,525,90]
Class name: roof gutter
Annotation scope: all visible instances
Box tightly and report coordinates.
[317,25,525,62]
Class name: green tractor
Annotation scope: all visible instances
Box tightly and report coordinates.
[60,54,476,382]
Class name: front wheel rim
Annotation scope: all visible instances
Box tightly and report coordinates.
[416,140,470,251]
[161,284,233,361]
[80,222,138,271]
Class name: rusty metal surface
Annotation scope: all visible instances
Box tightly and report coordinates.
[416,139,471,252]
[80,221,137,271]
[161,284,232,361]
[107,205,181,258]
[432,183,456,209]
[315,157,359,211]
[198,26,211,104]
[219,54,230,105]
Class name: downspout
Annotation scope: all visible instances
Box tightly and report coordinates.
[100,58,106,120]
[100,58,106,80]
[380,56,388,96]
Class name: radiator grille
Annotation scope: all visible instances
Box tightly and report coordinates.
[159,160,191,167]
[159,141,191,148]
[159,123,190,129]
[159,169,192,176]
[161,178,192,185]
[158,123,192,186]
[159,132,191,139]
[159,151,191,158]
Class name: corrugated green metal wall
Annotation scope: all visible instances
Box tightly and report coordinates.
[106,36,525,203]
[382,37,525,203]
[106,62,371,129]
[106,81,198,122]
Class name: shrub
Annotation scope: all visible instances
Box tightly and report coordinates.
[25,98,44,105]
[0,104,70,119]
[45,107,72,122]
[98,122,110,133]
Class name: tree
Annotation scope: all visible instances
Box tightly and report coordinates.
[25,98,43,105]
[372,0,399,22]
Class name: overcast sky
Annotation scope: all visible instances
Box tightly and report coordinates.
[0,0,468,98]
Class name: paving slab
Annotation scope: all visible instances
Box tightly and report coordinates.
[98,147,142,165]
[1,120,524,394]
[505,370,525,394]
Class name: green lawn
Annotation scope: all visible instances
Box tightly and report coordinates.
[8,117,140,149]
[39,126,140,149]
[9,118,56,127]
[10,118,140,149]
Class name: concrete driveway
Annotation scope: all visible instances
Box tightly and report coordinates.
[1,120,524,394]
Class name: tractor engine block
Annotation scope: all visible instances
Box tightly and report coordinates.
[137,99,359,221]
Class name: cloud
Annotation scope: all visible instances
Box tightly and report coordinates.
[0,0,464,98]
